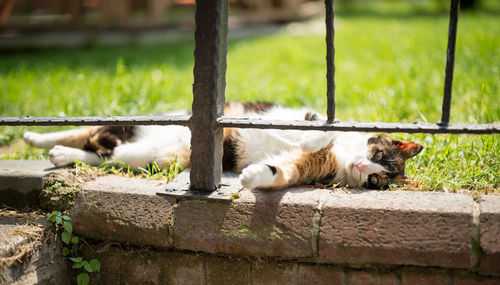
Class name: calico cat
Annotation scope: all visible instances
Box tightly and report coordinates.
[23,101,423,190]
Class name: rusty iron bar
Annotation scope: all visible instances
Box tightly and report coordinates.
[325,0,336,122]
[439,0,460,126]
[0,115,191,126]
[1,115,499,134]
[217,118,500,134]
[189,0,228,191]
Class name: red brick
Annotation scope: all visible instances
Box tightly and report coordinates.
[206,256,251,285]
[85,247,123,284]
[454,274,500,285]
[346,271,396,285]
[160,252,206,284]
[88,247,207,285]
[173,199,231,253]
[479,195,500,276]
[70,176,176,248]
[297,264,343,285]
[319,190,473,268]
[174,188,324,258]
[120,254,161,285]
[401,271,451,285]
[252,262,296,284]
[219,188,322,258]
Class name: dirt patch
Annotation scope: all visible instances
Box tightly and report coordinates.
[0,208,46,268]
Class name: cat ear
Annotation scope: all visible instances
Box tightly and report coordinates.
[393,140,423,159]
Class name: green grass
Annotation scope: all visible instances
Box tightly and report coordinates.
[0,0,498,193]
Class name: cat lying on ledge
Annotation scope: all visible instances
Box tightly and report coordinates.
[23,101,423,190]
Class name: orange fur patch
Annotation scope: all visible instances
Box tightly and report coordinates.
[164,145,191,169]
[55,127,102,149]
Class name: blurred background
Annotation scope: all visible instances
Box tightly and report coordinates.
[0,0,492,32]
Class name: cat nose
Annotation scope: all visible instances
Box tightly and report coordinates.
[354,162,368,171]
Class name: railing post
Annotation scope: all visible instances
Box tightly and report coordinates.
[189,0,228,191]
[325,0,336,122]
[439,0,460,126]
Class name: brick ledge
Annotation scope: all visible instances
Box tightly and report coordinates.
[69,171,500,276]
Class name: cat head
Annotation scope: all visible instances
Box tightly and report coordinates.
[339,134,423,189]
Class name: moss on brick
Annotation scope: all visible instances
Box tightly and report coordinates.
[40,168,100,211]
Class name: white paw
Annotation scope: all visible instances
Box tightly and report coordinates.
[300,132,334,153]
[49,145,78,167]
[23,131,40,146]
[240,164,277,189]
[23,131,54,148]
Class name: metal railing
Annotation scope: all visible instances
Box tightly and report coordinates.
[1,0,499,191]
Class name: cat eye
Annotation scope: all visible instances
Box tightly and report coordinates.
[374,151,383,161]
[369,175,379,185]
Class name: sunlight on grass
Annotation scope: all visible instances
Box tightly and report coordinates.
[73,157,183,182]
[0,1,498,192]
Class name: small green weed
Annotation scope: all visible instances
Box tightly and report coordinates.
[47,211,100,285]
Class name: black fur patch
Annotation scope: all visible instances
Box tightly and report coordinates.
[83,143,98,152]
[222,136,238,171]
[100,126,136,142]
[266,164,277,175]
[304,112,320,121]
[96,126,137,151]
[242,101,274,114]
[98,132,120,149]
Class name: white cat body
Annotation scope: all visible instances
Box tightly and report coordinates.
[23,103,422,189]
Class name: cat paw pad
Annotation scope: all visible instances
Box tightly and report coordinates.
[49,145,77,167]
[240,164,277,189]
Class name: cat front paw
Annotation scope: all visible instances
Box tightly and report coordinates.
[49,145,78,167]
[23,131,42,147]
[240,164,277,189]
[24,131,55,148]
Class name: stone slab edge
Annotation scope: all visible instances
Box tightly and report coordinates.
[0,160,56,206]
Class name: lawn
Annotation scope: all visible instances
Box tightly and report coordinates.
[0,0,498,194]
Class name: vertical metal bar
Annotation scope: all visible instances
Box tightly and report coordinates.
[189,0,228,191]
[325,0,336,122]
[439,0,460,126]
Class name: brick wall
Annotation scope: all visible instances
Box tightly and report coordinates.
[87,246,499,285]
[70,174,500,284]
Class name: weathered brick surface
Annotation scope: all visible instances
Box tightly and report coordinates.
[86,248,122,285]
[479,195,500,276]
[120,252,161,285]
[206,256,251,285]
[252,262,296,284]
[401,271,451,285]
[173,199,231,253]
[85,245,500,285]
[174,188,324,258]
[70,176,176,248]
[297,264,342,285]
[454,274,500,285]
[319,190,474,268]
[218,188,323,258]
[160,252,206,284]
[346,271,396,285]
